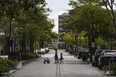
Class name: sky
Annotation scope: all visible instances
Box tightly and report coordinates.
[45,0,72,34]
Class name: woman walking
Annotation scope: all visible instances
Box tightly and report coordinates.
[54,49,59,63]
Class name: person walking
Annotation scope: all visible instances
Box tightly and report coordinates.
[59,53,64,64]
[54,49,59,63]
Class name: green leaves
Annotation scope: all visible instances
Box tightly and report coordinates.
[0,0,46,19]
[67,0,114,47]
[74,4,113,38]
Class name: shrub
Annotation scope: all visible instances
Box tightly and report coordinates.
[0,64,10,75]
[21,52,39,60]
[0,58,10,72]
[68,50,70,53]
[74,52,77,55]
[9,60,19,69]
[107,62,116,75]
[81,53,88,61]
[0,57,19,75]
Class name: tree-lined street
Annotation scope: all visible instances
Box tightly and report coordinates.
[7,49,109,77]
[0,0,116,76]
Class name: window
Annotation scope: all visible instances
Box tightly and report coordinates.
[59,25,62,28]
[59,39,63,42]
[59,21,63,24]
[59,16,62,19]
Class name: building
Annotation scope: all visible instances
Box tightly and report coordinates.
[53,38,58,49]
[58,13,69,49]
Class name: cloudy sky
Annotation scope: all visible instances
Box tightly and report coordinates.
[45,0,72,34]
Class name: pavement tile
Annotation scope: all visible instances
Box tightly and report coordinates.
[6,49,110,77]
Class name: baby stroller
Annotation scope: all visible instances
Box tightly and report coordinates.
[43,57,50,64]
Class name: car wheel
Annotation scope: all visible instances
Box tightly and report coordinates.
[94,63,97,67]
[99,66,102,70]
[99,63,102,70]
[92,62,94,66]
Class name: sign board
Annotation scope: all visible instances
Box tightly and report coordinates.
[92,42,95,48]
[97,45,100,49]
[34,44,36,48]
[72,45,74,47]
[74,45,76,48]
[79,46,81,49]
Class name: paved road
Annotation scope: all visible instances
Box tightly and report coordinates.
[8,49,109,77]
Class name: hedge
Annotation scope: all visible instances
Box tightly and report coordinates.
[0,58,19,75]
[21,52,39,60]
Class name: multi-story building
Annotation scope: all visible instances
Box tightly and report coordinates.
[58,13,69,49]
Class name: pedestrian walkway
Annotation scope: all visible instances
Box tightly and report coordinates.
[7,49,109,77]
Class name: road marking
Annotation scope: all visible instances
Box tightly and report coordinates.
[59,63,61,77]
[56,63,61,77]
[56,63,58,77]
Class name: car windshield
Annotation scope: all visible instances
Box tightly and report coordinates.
[105,50,116,53]
[41,49,45,51]
[97,51,102,55]
[101,50,116,55]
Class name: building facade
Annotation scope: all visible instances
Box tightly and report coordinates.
[58,13,69,49]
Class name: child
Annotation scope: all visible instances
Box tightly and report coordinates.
[59,53,64,64]
[46,57,50,63]
[54,49,59,63]
[43,57,50,64]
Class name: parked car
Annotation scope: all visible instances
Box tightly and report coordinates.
[77,48,89,59]
[98,50,116,70]
[38,48,45,54]
[92,49,104,67]
[45,48,49,50]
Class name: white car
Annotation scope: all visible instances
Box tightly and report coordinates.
[38,48,45,54]
[40,48,45,53]
[45,48,49,50]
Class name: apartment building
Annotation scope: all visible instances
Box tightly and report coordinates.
[58,13,69,49]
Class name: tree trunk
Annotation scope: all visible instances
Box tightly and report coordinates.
[8,18,12,59]
[89,24,96,62]
[88,36,92,62]
[30,39,34,53]
[75,34,77,53]
[103,0,116,34]
[22,35,26,52]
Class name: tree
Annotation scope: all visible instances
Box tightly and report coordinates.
[0,0,46,58]
[66,3,114,61]
[102,0,116,34]
[15,7,54,52]
[77,4,113,54]
[63,32,75,47]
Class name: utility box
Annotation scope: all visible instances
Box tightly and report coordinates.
[10,52,21,61]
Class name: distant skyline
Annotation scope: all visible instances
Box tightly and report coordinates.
[45,0,72,34]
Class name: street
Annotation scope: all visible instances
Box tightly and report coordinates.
[7,49,109,77]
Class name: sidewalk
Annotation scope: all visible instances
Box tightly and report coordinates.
[6,49,110,77]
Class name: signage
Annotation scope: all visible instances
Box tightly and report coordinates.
[92,42,95,48]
